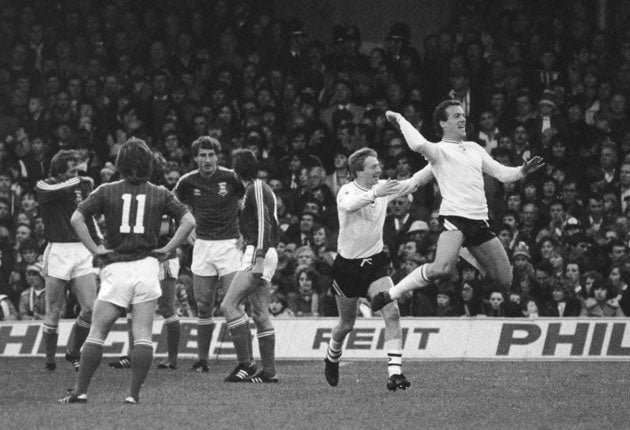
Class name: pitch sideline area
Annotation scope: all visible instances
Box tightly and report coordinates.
[0,358,627,429]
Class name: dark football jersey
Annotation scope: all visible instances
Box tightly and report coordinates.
[77,179,188,263]
[173,167,243,240]
[240,179,279,257]
[36,176,100,243]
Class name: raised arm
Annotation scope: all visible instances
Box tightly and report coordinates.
[35,177,81,205]
[385,111,439,163]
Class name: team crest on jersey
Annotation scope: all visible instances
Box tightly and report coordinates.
[218,182,228,196]
[193,188,201,196]
[74,189,83,203]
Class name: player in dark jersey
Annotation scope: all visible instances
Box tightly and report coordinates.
[36,150,100,372]
[173,136,245,372]
[58,138,195,405]
[221,149,280,383]
[108,157,184,370]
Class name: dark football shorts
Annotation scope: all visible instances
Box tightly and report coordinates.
[439,215,496,247]
[331,251,391,298]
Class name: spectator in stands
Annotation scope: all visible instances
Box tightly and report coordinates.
[324,147,351,197]
[269,292,294,318]
[433,283,458,317]
[522,297,540,318]
[580,277,625,317]
[18,261,46,320]
[284,211,317,247]
[312,224,336,270]
[289,266,321,317]
[541,281,582,317]
[485,289,507,317]
[457,280,484,317]
[576,270,605,304]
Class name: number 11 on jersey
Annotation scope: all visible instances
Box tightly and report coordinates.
[120,193,146,234]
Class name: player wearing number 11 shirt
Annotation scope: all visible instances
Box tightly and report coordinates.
[59,138,195,405]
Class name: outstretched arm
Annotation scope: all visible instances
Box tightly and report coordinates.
[337,180,401,212]
[385,111,439,163]
[389,165,434,200]
[480,150,545,183]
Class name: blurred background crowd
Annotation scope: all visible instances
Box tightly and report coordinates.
[0,0,629,321]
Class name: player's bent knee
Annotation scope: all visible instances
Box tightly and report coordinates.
[79,308,92,321]
[220,303,239,319]
[196,303,214,319]
[158,301,176,318]
[251,314,271,331]
[429,262,455,279]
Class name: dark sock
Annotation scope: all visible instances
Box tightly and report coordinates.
[129,341,153,401]
[257,329,276,375]
[68,316,91,356]
[126,316,134,356]
[75,339,104,395]
[245,319,254,363]
[165,316,181,365]
[227,315,251,365]
[43,324,59,363]
[196,317,214,361]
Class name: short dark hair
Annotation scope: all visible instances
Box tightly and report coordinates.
[432,99,462,136]
[116,138,154,183]
[49,150,78,178]
[191,136,221,157]
[348,147,377,177]
[232,149,259,181]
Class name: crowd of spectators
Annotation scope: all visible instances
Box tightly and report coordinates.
[0,0,629,321]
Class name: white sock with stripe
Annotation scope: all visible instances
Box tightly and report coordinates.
[389,264,432,300]
[326,339,343,363]
[385,339,403,376]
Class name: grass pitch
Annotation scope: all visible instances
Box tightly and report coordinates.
[0,358,628,430]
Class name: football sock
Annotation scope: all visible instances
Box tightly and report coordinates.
[43,324,59,363]
[164,315,181,365]
[227,315,251,365]
[385,339,403,376]
[257,329,276,375]
[326,339,343,363]
[196,317,214,361]
[127,315,134,355]
[389,264,432,300]
[75,338,104,395]
[129,340,153,401]
[68,316,91,356]
[245,319,254,363]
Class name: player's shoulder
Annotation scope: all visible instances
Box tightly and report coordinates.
[36,176,80,191]
[92,178,124,193]
[338,181,362,195]
[217,167,239,181]
[78,176,94,186]
[178,169,199,183]
[148,182,172,195]
[463,140,483,149]
[217,166,235,174]
[254,178,274,194]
